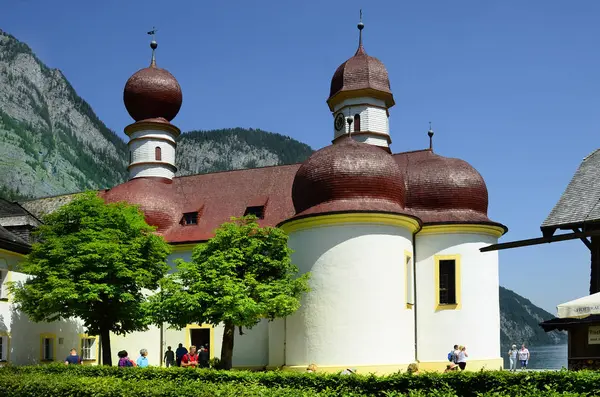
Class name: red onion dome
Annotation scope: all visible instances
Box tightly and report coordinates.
[292,137,407,217]
[123,65,182,122]
[327,44,394,110]
[101,178,179,232]
[404,151,492,224]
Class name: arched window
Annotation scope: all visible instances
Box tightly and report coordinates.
[155,146,162,161]
[129,151,132,163]
[354,114,361,132]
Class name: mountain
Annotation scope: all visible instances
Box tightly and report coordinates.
[176,128,313,176]
[0,29,128,200]
[499,286,566,348]
[0,30,313,200]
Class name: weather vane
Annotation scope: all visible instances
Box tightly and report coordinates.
[147,27,158,40]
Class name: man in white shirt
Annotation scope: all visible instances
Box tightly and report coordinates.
[518,344,530,370]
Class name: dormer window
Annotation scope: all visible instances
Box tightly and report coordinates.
[183,212,198,225]
[244,205,265,219]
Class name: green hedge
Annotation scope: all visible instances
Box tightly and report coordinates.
[0,372,593,397]
[0,366,599,396]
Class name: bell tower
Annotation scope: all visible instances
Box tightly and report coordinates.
[327,12,395,150]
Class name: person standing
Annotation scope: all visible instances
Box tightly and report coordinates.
[199,345,209,368]
[518,344,530,370]
[175,343,187,367]
[181,345,199,368]
[64,348,81,365]
[164,346,175,368]
[507,344,518,371]
[457,346,468,370]
[136,349,149,368]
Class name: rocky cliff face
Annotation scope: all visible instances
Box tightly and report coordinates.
[0,30,128,199]
[500,286,566,348]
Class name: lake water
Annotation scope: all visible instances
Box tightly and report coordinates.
[502,344,567,370]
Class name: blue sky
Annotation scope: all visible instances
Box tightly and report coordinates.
[3,1,599,313]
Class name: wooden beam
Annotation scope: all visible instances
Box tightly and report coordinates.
[480,230,600,252]
[573,228,592,250]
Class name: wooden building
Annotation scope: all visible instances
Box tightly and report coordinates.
[483,149,600,370]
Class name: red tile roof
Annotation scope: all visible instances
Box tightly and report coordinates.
[101,148,504,244]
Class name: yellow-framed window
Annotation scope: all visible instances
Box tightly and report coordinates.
[434,254,461,310]
[405,250,414,308]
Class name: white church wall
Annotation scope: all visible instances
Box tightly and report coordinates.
[332,97,390,141]
[284,223,415,368]
[1,268,87,365]
[129,139,176,165]
[129,163,175,180]
[415,232,500,365]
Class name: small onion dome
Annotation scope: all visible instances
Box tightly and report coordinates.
[292,136,407,217]
[101,177,179,232]
[327,44,394,111]
[123,66,182,122]
[405,151,495,224]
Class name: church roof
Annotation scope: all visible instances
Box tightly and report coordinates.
[541,149,600,235]
[98,148,504,245]
[0,224,30,254]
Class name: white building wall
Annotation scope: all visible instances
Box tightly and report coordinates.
[415,233,500,363]
[129,163,175,180]
[1,269,86,365]
[283,223,414,367]
[332,97,390,147]
[127,129,177,180]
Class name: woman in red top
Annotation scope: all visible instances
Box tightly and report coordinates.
[181,345,198,368]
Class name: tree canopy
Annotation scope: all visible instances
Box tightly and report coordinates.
[149,215,310,369]
[9,191,171,365]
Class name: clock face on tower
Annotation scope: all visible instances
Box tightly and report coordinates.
[334,113,345,132]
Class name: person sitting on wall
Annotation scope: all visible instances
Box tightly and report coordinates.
[64,348,81,365]
[181,345,199,368]
[444,363,459,372]
[175,343,187,367]
[306,364,317,373]
[341,368,357,375]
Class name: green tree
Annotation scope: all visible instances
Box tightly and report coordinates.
[149,215,310,370]
[9,191,171,366]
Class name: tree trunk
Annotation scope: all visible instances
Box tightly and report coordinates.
[100,327,112,366]
[220,321,235,370]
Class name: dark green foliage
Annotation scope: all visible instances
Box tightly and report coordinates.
[0,365,598,396]
[499,286,567,349]
[8,192,171,365]
[0,185,30,201]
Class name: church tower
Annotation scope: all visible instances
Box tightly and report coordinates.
[123,34,182,180]
[327,13,395,150]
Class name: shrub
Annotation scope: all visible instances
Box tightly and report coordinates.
[0,366,599,396]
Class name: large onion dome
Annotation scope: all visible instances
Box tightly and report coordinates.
[123,41,182,122]
[101,178,179,232]
[403,151,494,224]
[327,22,395,111]
[292,137,408,217]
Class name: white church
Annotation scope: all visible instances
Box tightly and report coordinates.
[0,19,506,373]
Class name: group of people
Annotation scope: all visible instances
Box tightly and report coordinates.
[165,343,210,368]
[445,345,469,372]
[111,343,210,368]
[507,344,530,371]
